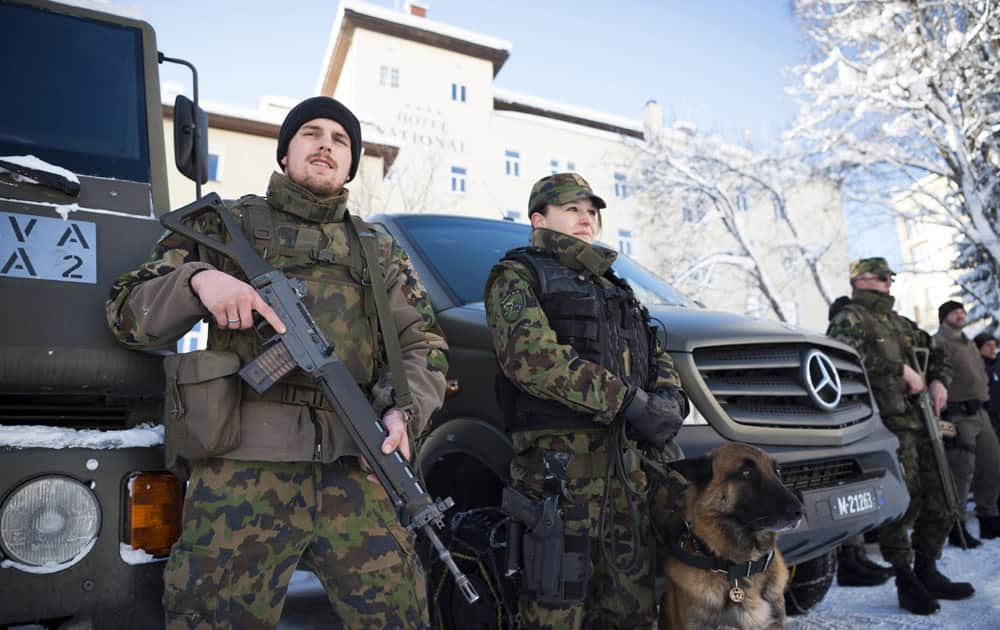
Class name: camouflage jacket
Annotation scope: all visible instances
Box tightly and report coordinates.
[827,289,951,429]
[484,228,682,440]
[106,172,448,462]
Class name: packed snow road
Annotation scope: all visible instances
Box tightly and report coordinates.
[278,518,1000,628]
[789,518,1000,630]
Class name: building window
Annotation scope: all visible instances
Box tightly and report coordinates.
[451,83,467,102]
[618,229,633,256]
[450,166,466,193]
[905,217,920,240]
[505,150,520,177]
[380,65,399,88]
[176,320,208,353]
[682,206,705,223]
[207,152,221,182]
[735,190,748,212]
[503,210,522,222]
[613,172,629,199]
[550,160,576,174]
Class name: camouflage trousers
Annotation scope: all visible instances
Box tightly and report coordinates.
[162,458,428,629]
[510,433,656,630]
[944,407,1000,519]
[878,428,952,568]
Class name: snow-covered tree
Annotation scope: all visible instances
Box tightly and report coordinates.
[789,0,1000,323]
[631,124,840,323]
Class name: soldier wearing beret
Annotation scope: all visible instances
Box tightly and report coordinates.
[107,96,446,629]
[827,257,973,615]
[484,173,688,628]
[934,301,1000,545]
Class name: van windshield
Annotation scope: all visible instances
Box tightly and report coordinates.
[396,215,690,307]
[0,3,150,182]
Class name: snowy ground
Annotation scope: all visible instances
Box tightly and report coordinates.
[789,518,1000,630]
[279,517,1000,628]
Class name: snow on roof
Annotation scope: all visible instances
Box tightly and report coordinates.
[0,155,80,184]
[160,94,396,150]
[492,88,644,136]
[347,0,510,51]
[317,0,512,95]
[0,423,163,450]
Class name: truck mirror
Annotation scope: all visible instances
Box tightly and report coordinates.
[173,94,208,184]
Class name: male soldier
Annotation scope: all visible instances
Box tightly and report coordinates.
[827,296,893,587]
[935,301,1000,544]
[484,173,687,628]
[827,257,973,615]
[107,97,447,629]
[975,332,1000,435]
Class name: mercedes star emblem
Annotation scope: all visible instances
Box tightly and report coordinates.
[801,350,842,410]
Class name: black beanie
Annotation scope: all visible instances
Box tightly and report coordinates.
[938,300,964,323]
[276,96,362,182]
[974,332,996,349]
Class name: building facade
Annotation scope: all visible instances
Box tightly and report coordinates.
[892,176,965,329]
[164,0,848,332]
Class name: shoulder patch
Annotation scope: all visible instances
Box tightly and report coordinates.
[500,288,526,322]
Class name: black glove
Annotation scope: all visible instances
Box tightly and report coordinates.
[620,385,686,449]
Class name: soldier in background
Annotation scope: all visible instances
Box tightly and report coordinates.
[827,258,973,615]
[107,97,447,629]
[935,301,1000,544]
[975,332,1000,436]
[484,173,688,628]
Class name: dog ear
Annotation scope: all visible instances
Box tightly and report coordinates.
[670,455,713,488]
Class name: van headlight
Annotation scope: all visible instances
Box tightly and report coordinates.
[0,476,101,567]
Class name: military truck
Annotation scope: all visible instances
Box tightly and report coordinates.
[371,214,911,627]
[0,1,205,627]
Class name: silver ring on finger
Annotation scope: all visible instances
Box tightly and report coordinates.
[227,317,241,324]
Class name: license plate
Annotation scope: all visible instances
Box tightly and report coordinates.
[831,487,880,520]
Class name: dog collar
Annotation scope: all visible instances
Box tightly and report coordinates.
[669,520,775,582]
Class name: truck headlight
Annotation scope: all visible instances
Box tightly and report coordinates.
[0,476,101,567]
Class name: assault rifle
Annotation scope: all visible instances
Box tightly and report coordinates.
[161,193,479,603]
[910,348,966,548]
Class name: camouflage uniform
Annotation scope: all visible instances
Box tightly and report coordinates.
[827,278,952,569]
[107,172,447,629]
[485,217,684,628]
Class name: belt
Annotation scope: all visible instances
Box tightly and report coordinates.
[943,400,987,416]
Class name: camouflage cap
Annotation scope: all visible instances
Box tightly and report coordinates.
[528,173,607,215]
[849,257,896,278]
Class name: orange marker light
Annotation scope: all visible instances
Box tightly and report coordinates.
[126,472,184,557]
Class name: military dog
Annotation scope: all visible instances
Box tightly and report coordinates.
[659,443,803,630]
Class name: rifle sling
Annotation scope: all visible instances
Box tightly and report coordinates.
[349,215,413,411]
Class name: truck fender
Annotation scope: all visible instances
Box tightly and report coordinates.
[417,418,513,485]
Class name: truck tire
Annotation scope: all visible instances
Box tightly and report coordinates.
[784,549,837,616]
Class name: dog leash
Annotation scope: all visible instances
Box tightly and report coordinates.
[668,520,775,604]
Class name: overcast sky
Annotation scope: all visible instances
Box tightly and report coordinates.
[99,0,808,147]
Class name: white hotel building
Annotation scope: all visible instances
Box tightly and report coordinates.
[164,0,847,332]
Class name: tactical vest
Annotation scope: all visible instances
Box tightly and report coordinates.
[500,246,657,431]
[210,195,401,398]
